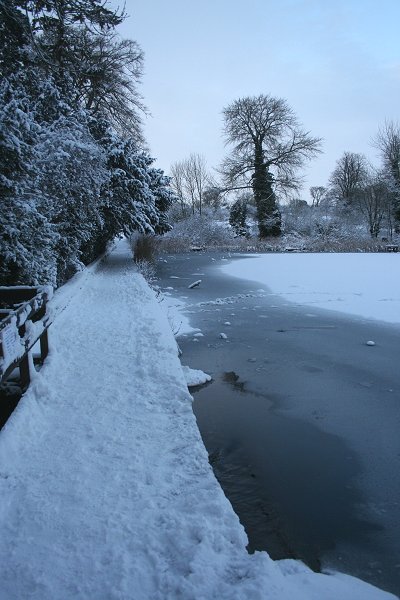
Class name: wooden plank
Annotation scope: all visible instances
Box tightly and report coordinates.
[0,293,47,333]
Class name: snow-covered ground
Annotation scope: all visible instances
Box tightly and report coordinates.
[0,240,396,599]
[222,253,400,324]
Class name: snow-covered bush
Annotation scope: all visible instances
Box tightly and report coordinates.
[160,209,236,251]
[134,259,157,286]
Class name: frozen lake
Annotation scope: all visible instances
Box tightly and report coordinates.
[157,251,400,596]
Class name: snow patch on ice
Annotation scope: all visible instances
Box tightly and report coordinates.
[222,253,400,324]
[159,293,198,336]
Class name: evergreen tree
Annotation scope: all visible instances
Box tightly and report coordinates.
[148,167,175,235]
[229,197,248,237]
[0,72,58,285]
[35,107,107,283]
[0,0,174,286]
[0,0,31,77]
[99,127,173,240]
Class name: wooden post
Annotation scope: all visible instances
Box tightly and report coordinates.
[39,330,49,361]
[19,354,31,390]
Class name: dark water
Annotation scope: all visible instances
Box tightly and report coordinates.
[156,251,400,596]
[193,373,383,577]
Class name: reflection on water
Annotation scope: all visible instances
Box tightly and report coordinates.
[192,373,384,582]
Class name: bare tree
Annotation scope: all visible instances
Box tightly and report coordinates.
[329,152,369,206]
[221,94,322,238]
[356,170,391,238]
[373,121,400,227]
[170,161,188,217]
[374,121,400,184]
[202,186,224,209]
[170,154,213,215]
[310,186,327,207]
[72,31,146,139]
[21,0,145,140]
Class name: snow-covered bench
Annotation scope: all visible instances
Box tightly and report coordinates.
[0,286,53,389]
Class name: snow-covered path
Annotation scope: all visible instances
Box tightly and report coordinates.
[0,241,396,599]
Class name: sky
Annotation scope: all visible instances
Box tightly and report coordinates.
[115,0,400,201]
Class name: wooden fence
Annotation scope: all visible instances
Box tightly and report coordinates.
[0,286,53,389]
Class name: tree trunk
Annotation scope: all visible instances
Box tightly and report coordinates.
[252,144,281,238]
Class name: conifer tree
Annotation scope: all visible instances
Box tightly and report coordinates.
[229,197,248,237]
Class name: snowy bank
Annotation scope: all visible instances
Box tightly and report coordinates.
[0,240,396,599]
[181,365,212,387]
[222,253,400,324]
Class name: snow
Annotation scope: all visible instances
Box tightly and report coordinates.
[188,279,202,289]
[160,293,199,336]
[181,365,212,387]
[0,239,396,599]
[222,253,400,324]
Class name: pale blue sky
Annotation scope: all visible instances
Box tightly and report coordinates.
[116,0,399,199]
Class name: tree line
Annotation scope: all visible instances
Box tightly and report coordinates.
[0,0,174,288]
[170,95,400,242]
[315,124,400,239]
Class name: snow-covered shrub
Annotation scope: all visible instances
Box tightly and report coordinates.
[281,200,313,236]
[157,236,192,253]
[134,259,157,286]
[160,209,236,251]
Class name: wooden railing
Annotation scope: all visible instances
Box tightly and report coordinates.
[0,286,53,389]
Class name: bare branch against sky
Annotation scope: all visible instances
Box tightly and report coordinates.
[114,0,400,199]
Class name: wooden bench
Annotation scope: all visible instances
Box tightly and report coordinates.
[385,244,399,252]
[0,286,53,390]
